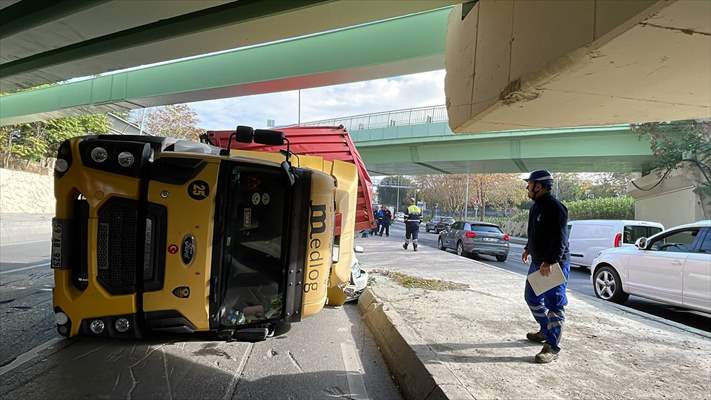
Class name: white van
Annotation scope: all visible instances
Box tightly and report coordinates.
[567,220,664,269]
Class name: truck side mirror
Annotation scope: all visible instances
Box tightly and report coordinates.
[635,237,647,249]
[235,126,254,143]
[254,129,285,145]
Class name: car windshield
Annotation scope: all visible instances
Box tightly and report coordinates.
[469,224,502,233]
[217,163,288,327]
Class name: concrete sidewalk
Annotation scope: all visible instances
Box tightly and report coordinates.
[356,236,711,400]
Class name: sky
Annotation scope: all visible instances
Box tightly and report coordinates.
[186,69,446,130]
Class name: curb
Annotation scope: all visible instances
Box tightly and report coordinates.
[358,288,474,400]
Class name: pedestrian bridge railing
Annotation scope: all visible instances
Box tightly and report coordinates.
[294,104,448,132]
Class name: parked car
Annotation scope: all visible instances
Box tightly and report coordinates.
[438,221,510,261]
[568,220,664,269]
[426,216,455,233]
[591,220,711,313]
[394,212,405,222]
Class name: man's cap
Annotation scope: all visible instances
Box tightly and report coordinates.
[409,197,416,203]
[523,169,554,182]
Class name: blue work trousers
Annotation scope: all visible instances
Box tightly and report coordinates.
[524,260,570,351]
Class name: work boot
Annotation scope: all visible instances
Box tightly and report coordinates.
[526,331,546,343]
[403,243,408,250]
[534,344,559,364]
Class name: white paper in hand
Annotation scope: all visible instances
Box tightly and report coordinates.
[527,263,566,296]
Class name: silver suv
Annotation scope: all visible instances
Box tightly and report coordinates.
[438,221,510,261]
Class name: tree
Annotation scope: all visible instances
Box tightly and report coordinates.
[415,173,527,219]
[633,119,711,213]
[377,176,415,210]
[145,104,204,140]
[0,114,110,163]
[417,174,467,216]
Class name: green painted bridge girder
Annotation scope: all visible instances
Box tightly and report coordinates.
[0,7,450,126]
[351,124,654,175]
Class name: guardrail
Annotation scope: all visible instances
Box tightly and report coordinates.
[292,104,447,131]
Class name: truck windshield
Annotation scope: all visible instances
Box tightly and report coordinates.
[217,164,288,327]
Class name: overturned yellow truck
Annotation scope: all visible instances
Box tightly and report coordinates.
[51,126,367,341]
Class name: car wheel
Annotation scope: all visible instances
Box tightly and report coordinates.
[438,237,446,250]
[593,265,629,304]
[456,241,468,257]
[496,255,507,262]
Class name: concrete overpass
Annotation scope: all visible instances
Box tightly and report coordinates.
[2,0,708,131]
[0,7,450,125]
[303,105,654,176]
[0,0,458,91]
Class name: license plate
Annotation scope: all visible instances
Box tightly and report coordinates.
[51,218,70,269]
[483,238,497,242]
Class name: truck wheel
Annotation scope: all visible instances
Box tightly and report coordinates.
[593,265,629,304]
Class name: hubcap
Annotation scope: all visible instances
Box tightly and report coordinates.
[595,270,616,300]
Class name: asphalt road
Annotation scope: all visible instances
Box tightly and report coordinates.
[0,236,401,399]
[383,221,711,333]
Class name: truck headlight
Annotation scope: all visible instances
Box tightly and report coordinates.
[117,151,135,168]
[90,147,108,163]
[55,311,69,325]
[55,159,69,173]
[89,319,105,334]
[114,318,130,333]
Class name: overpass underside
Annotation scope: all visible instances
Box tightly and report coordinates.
[446,0,710,132]
[351,123,653,176]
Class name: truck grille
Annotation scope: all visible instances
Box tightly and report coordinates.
[97,198,139,294]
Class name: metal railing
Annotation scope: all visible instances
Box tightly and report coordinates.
[293,104,447,131]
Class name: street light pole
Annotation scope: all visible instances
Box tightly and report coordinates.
[464,174,469,220]
[395,175,400,213]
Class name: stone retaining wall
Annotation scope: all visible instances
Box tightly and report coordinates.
[0,168,55,214]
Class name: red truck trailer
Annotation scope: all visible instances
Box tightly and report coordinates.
[204,126,376,233]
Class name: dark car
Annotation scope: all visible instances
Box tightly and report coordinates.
[425,216,455,233]
[438,221,510,261]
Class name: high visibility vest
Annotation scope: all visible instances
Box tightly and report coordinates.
[407,205,421,214]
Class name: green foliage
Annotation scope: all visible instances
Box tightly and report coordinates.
[0,114,110,162]
[563,196,635,220]
[145,104,204,140]
[377,176,415,210]
[633,120,711,196]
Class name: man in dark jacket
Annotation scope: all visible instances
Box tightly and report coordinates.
[378,205,392,237]
[521,169,570,364]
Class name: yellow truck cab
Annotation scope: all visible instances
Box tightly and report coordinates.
[51,127,356,341]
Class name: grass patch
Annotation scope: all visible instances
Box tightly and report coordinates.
[372,269,468,291]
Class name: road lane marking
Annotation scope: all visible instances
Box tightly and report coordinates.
[0,337,70,377]
[0,262,51,275]
[340,342,369,400]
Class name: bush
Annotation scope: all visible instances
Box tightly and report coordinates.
[480,197,635,238]
[564,196,634,220]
